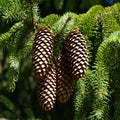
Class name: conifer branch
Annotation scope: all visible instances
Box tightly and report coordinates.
[55,17,71,40]
[6,55,20,92]
[89,31,120,120]
[0,22,24,46]
[52,12,78,62]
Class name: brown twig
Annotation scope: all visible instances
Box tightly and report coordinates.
[55,17,71,40]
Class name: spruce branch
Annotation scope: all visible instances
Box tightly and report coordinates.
[88,67,109,120]
[32,3,40,28]
[74,76,86,120]
[98,31,120,120]
[17,31,35,59]
[111,3,120,25]
[78,5,104,37]
[55,17,71,40]
[40,14,60,27]
[78,5,104,66]
[6,55,20,92]
[0,22,24,47]
[0,0,35,24]
[51,12,77,36]
[29,1,34,27]
[52,12,79,62]
[89,31,120,120]
[74,70,95,120]
[100,9,120,40]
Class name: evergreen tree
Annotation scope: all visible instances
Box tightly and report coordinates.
[0,1,120,119]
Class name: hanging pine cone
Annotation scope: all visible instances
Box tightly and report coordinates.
[56,53,74,103]
[65,30,88,80]
[32,27,54,80]
[36,64,56,111]
[32,27,56,111]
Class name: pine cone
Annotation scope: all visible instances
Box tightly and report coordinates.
[32,27,56,111]
[32,27,54,80]
[36,64,56,111]
[56,53,74,103]
[65,30,88,79]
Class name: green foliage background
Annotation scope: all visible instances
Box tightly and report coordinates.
[0,0,120,120]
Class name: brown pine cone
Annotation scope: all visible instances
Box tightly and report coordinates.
[32,27,54,80]
[36,64,56,111]
[56,53,74,103]
[65,30,88,79]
